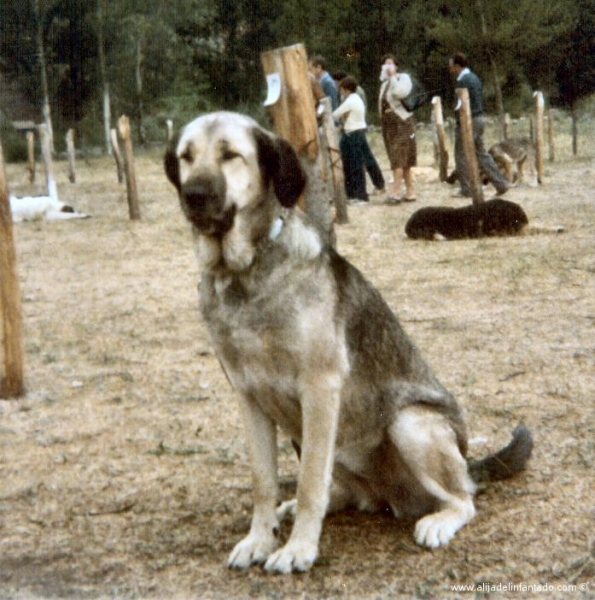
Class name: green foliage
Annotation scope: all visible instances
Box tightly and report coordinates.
[0,0,593,148]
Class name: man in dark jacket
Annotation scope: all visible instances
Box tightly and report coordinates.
[449,52,512,198]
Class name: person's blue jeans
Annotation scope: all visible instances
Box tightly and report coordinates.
[340,129,385,200]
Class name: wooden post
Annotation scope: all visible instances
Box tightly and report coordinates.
[26,131,36,184]
[432,96,449,182]
[118,116,141,220]
[260,44,319,164]
[548,109,556,163]
[0,141,25,398]
[66,129,76,183]
[456,88,483,204]
[571,108,578,157]
[260,44,334,246]
[38,124,58,200]
[110,128,124,184]
[503,113,511,140]
[166,119,174,143]
[534,91,545,184]
[319,98,348,224]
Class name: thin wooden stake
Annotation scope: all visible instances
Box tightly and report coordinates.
[38,124,58,200]
[319,97,348,224]
[456,88,483,204]
[110,128,124,184]
[0,141,25,398]
[26,131,36,184]
[118,115,141,220]
[548,109,556,163]
[66,129,76,183]
[534,91,545,184]
[432,96,449,182]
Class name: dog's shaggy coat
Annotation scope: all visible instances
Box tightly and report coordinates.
[405,199,528,241]
[165,112,533,574]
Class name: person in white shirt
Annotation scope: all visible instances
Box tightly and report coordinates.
[333,76,385,202]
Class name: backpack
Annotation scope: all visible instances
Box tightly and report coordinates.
[401,75,428,112]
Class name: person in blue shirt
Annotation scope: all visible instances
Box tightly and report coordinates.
[448,52,513,198]
[309,55,340,111]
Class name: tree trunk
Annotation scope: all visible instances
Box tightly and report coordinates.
[135,38,146,146]
[476,0,505,134]
[97,0,112,155]
[34,0,54,154]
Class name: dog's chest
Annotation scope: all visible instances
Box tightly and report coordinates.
[200,264,340,413]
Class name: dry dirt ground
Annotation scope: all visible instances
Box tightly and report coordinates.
[1,118,594,599]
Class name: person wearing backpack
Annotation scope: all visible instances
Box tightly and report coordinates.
[378,54,417,204]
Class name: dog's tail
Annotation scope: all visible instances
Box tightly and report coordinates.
[468,425,533,484]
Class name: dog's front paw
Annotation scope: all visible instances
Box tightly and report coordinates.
[263,539,318,574]
[228,532,278,570]
[414,510,469,549]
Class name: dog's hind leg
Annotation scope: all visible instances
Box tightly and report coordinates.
[389,406,476,549]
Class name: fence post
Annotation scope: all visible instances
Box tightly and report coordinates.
[456,88,483,204]
[26,131,36,184]
[110,128,124,184]
[66,129,76,183]
[38,124,58,200]
[534,92,545,184]
[319,98,348,224]
[432,96,449,182]
[260,43,335,245]
[0,141,25,399]
[118,116,141,220]
[548,109,556,163]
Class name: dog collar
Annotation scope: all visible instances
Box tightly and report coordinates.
[269,216,285,241]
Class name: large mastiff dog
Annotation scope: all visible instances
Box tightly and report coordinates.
[165,112,533,574]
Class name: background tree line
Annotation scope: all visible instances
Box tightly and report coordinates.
[1,0,594,155]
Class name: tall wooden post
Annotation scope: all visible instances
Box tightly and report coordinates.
[456,88,483,204]
[110,128,124,184]
[503,113,511,140]
[319,98,348,224]
[118,116,141,220]
[38,124,58,200]
[66,129,76,183]
[26,131,36,184]
[534,91,545,185]
[548,109,556,163]
[260,43,334,244]
[0,141,25,398]
[432,96,449,182]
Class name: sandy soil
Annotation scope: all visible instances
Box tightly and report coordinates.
[1,119,594,599]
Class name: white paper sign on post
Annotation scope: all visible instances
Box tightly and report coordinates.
[264,73,282,107]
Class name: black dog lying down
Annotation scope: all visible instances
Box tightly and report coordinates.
[405,198,528,240]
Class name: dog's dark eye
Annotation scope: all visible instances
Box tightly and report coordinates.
[180,148,193,163]
[222,149,241,162]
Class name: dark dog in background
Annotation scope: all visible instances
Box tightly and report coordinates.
[405,198,528,240]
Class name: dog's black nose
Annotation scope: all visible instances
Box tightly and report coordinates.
[182,178,224,210]
[179,175,233,235]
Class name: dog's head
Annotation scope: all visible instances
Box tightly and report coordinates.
[165,112,306,240]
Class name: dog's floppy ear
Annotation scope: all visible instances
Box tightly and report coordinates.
[164,132,181,192]
[254,128,306,208]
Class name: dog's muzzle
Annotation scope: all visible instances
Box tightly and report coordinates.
[180,176,235,236]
